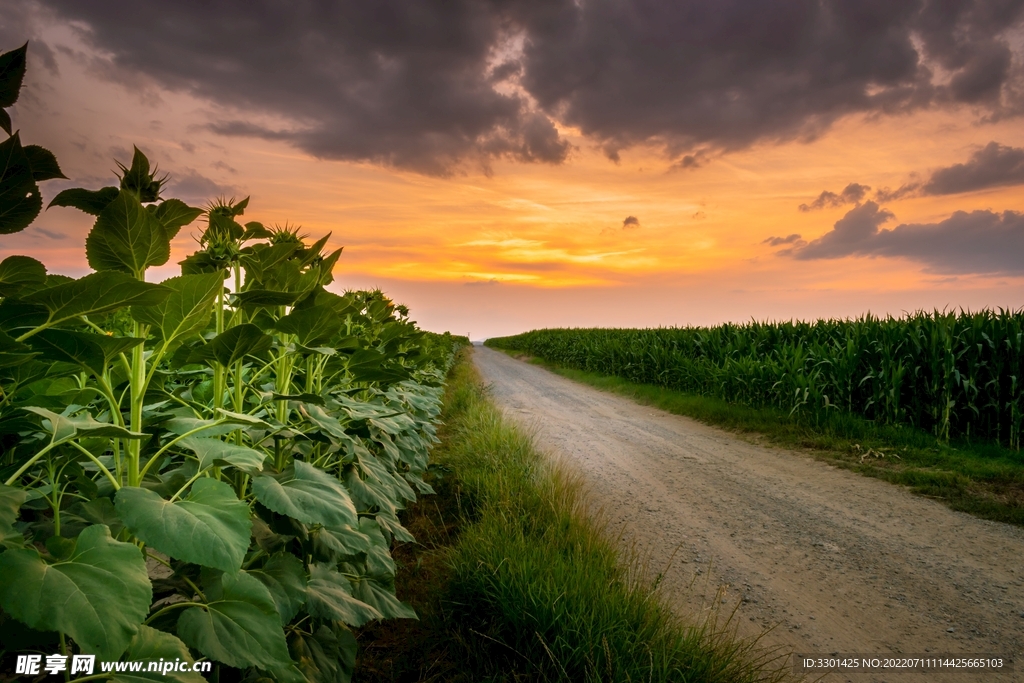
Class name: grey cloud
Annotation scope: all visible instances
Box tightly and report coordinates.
[788,201,1024,274]
[874,183,920,202]
[922,142,1024,194]
[22,0,1024,174]
[622,215,640,229]
[166,168,239,205]
[763,233,804,246]
[798,183,871,211]
[519,0,1024,163]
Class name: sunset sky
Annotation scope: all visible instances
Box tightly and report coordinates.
[3,1,1024,339]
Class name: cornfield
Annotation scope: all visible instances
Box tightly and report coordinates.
[487,310,1024,449]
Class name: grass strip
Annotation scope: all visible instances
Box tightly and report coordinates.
[355,349,791,682]
[496,349,1024,527]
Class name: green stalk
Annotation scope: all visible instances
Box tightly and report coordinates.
[127,321,147,487]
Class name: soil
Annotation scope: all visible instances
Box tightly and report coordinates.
[473,346,1024,683]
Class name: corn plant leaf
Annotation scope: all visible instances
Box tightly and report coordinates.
[248,552,308,624]
[27,329,145,376]
[178,437,267,473]
[252,460,357,528]
[23,145,66,181]
[152,199,203,239]
[177,570,292,669]
[0,132,42,235]
[115,479,252,573]
[0,524,151,660]
[23,406,146,443]
[0,255,46,296]
[48,186,120,215]
[350,575,416,621]
[109,625,206,683]
[86,189,170,276]
[22,271,169,331]
[132,273,224,352]
[304,564,382,627]
[0,43,27,110]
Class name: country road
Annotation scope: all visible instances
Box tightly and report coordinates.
[472,346,1024,683]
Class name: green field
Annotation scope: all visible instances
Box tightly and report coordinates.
[487,317,1024,525]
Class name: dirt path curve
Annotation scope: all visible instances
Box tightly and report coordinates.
[472,346,1024,683]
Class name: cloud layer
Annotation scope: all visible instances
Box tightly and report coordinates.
[922,141,1024,194]
[12,0,1024,175]
[776,201,1024,274]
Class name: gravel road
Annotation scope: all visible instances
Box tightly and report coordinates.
[472,346,1024,683]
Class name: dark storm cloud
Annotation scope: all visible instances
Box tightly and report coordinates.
[622,215,640,228]
[798,183,872,211]
[784,201,1024,274]
[922,142,1024,194]
[26,0,1024,174]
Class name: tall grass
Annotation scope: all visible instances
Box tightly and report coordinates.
[434,353,790,683]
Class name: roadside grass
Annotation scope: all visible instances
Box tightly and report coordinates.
[494,349,1024,527]
[354,349,792,683]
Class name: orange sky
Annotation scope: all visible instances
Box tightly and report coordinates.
[5,9,1024,339]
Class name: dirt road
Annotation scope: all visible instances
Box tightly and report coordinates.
[472,346,1024,683]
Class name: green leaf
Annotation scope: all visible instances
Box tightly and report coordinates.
[242,221,272,239]
[110,625,206,683]
[350,575,416,621]
[290,625,356,683]
[86,188,170,276]
[249,553,307,624]
[310,524,371,562]
[153,199,202,239]
[0,108,9,137]
[359,517,396,579]
[0,132,42,234]
[0,44,27,110]
[28,329,144,376]
[0,255,46,296]
[23,145,65,181]
[0,329,37,368]
[0,524,151,660]
[48,186,120,215]
[115,479,251,573]
[189,323,273,366]
[232,289,301,309]
[252,461,357,528]
[0,483,27,529]
[177,570,292,669]
[178,437,267,473]
[275,305,341,347]
[22,270,169,332]
[162,414,254,438]
[132,272,224,353]
[0,483,27,545]
[24,406,147,443]
[304,564,382,627]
